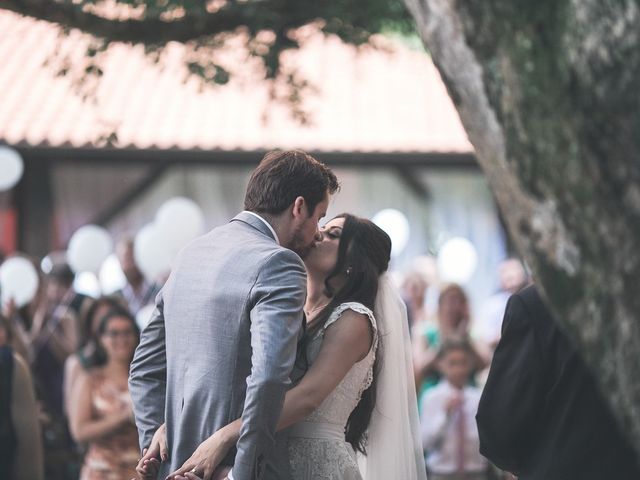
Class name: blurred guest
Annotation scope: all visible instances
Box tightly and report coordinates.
[413,284,487,398]
[477,285,640,479]
[63,296,126,415]
[12,255,91,480]
[411,255,441,318]
[0,320,44,480]
[476,259,528,352]
[0,308,28,361]
[2,255,45,359]
[116,237,160,314]
[421,339,488,480]
[70,307,140,480]
[0,314,9,345]
[402,270,430,329]
[28,258,87,415]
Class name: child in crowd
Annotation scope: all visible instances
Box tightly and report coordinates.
[421,339,488,480]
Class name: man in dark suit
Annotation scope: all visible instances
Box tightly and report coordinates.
[476,284,640,479]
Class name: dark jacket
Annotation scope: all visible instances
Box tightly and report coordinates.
[476,285,640,479]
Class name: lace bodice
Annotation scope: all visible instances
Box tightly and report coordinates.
[300,302,378,427]
[287,302,378,479]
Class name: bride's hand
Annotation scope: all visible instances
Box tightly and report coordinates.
[166,430,234,480]
[136,423,168,479]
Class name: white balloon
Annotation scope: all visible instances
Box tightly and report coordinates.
[437,237,478,285]
[68,225,113,274]
[136,303,156,330]
[73,272,101,298]
[372,208,411,257]
[0,146,24,191]
[99,254,127,295]
[155,197,205,256]
[0,257,39,307]
[134,223,172,282]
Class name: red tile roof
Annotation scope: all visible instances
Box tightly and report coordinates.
[0,10,473,154]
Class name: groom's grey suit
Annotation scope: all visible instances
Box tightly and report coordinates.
[129,212,306,480]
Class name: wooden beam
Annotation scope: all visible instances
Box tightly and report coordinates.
[15,158,53,257]
[11,145,479,170]
[395,165,431,200]
[91,163,170,227]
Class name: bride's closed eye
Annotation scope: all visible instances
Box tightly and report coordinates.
[325,228,342,239]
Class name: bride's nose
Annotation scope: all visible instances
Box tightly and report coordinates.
[314,229,323,242]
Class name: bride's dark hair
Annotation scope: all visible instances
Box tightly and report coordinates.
[297,213,392,454]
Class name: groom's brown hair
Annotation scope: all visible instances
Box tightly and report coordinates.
[244,150,339,215]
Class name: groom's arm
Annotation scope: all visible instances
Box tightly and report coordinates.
[129,288,168,452]
[232,249,306,480]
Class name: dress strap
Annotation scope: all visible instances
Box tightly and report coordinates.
[319,302,378,356]
[320,302,378,338]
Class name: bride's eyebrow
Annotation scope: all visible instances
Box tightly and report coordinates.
[320,225,341,232]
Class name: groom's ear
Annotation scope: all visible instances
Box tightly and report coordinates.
[291,196,308,219]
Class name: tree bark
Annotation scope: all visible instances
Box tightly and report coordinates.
[404,0,640,456]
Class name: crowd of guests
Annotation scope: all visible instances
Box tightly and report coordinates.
[0,238,159,480]
[403,257,529,480]
[0,239,528,480]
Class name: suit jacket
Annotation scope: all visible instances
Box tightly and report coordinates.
[129,212,307,480]
[476,285,640,479]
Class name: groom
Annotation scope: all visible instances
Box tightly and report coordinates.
[129,150,339,480]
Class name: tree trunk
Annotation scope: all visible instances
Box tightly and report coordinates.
[404,0,640,456]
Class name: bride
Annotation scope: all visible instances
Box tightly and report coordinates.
[138,214,426,480]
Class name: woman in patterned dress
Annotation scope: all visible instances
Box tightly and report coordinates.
[69,307,140,480]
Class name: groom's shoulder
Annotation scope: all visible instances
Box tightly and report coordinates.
[227,222,304,265]
[205,219,305,270]
[212,218,276,250]
[258,245,306,274]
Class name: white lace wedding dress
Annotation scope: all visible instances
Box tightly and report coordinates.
[287,302,378,480]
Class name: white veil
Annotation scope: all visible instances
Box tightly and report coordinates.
[358,273,428,480]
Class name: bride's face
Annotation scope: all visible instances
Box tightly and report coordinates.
[304,217,345,276]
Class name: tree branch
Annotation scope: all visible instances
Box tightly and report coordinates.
[0,0,280,44]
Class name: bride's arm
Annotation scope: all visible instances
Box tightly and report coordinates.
[168,310,374,479]
[281,309,375,428]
